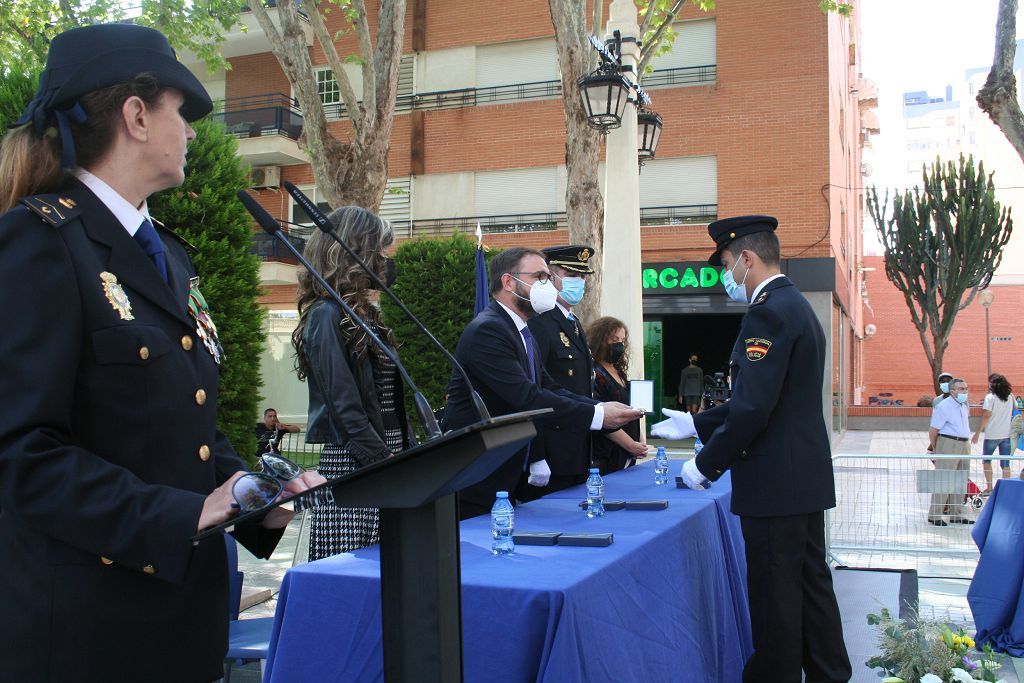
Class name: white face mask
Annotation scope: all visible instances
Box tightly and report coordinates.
[512,276,558,314]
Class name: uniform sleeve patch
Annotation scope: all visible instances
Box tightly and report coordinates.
[745,337,772,361]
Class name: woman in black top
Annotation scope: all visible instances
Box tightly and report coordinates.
[293,206,413,559]
[588,316,647,475]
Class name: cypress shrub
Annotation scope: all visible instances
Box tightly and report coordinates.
[150,118,265,463]
[0,55,39,130]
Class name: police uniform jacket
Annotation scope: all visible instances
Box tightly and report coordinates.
[692,276,836,518]
[443,301,598,511]
[0,178,281,681]
[526,306,594,476]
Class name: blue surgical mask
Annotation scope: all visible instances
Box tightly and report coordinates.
[955,393,968,405]
[558,275,586,306]
[939,382,950,394]
[721,258,749,304]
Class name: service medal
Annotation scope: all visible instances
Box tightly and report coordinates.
[100,271,134,320]
[187,278,224,365]
[560,331,571,347]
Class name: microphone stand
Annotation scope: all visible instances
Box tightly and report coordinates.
[282,181,491,422]
[237,190,442,440]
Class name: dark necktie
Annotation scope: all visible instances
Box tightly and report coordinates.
[567,311,580,338]
[519,326,537,470]
[134,218,168,283]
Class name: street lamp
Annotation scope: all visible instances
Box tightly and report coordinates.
[636,107,663,164]
[578,69,631,131]
[980,288,994,376]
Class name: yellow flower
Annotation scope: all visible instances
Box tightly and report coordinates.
[965,636,975,648]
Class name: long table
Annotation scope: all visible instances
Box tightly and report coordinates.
[264,460,752,682]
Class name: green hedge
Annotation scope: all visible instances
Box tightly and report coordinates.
[382,234,497,416]
[150,119,265,463]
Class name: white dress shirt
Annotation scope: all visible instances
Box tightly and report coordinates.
[930,397,971,439]
[73,168,151,236]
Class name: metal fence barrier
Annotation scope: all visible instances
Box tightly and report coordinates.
[827,453,1024,579]
[273,430,322,470]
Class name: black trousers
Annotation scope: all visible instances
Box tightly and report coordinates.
[739,512,851,683]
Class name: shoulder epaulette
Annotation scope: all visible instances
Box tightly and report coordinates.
[151,218,198,255]
[20,194,81,228]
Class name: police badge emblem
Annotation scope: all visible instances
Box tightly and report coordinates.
[187,277,224,365]
[100,271,134,320]
[745,337,772,362]
[560,331,571,347]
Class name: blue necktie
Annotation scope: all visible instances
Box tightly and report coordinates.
[134,218,168,283]
[520,326,537,470]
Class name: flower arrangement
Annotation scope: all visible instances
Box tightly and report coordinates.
[866,608,1007,683]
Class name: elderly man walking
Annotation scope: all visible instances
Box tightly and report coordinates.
[927,378,974,526]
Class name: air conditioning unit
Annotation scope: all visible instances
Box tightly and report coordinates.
[250,165,281,189]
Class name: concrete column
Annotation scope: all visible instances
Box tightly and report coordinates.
[600,0,645,380]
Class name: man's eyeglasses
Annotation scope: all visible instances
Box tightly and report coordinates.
[507,271,550,285]
[231,453,306,513]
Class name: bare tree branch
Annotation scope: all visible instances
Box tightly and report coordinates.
[591,0,603,37]
[638,0,685,76]
[977,0,1024,163]
[351,0,376,127]
[304,1,364,139]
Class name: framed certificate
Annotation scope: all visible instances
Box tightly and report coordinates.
[629,379,655,415]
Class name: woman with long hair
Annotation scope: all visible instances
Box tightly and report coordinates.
[0,24,322,679]
[588,316,647,474]
[973,372,1016,490]
[293,207,413,559]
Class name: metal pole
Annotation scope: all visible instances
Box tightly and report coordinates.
[600,0,645,382]
[985,306,991,376]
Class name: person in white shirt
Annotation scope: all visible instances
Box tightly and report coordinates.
[927,378,974,526]
[972,373,1015,491]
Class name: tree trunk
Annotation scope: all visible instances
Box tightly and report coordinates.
[978,0,1024,163]
[549,0,605,326]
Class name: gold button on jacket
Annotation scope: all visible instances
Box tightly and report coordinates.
[195,389,207,405]
[142,564,156,575]
[138,346,150,360]
[100,556,114,565]
[180,335,193,351]
[198,444,211,461]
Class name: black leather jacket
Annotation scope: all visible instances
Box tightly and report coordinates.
[302,300,411,465]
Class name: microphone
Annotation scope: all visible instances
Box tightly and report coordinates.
[282,181,492,423]
[236,190,443,440]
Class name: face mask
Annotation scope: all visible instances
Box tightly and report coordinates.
[557,275,586,306]
[721,257,750,304]
[372,258,397,289]
[939,382,950,394]
[512,276,558,315]
[955,393,968,405]
[608,342,625,364]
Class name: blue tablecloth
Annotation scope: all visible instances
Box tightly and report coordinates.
[264,460,752,682]
[969,478,1024,655]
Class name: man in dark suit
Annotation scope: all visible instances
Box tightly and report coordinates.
[523,244,597,498]
[0,25,323,681]
[444,247,644,519]
[664,216,851,682]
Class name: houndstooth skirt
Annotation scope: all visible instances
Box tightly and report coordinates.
[308,430,404,560]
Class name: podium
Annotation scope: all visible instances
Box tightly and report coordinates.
[196,409,546,682]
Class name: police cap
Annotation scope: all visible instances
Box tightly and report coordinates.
[707,215,778,266]
[542,245,596,274]
[14,24,213,136]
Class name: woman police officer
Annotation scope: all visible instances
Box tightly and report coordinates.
[0,24,322,680]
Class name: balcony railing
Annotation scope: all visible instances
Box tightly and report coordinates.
[213,93,303,140]
[252,231,307,261]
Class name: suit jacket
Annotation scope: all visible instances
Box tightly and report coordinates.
[693,276,837,518]
[0,178,280,681]
[527,307,594,476]
[444,301,598,510]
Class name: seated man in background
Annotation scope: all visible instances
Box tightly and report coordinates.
[255,407,301,457]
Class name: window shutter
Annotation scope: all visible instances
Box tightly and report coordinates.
[475,38,560,88]
[639,156,717,207]
[649,19,716,71]
[475,167,559,215]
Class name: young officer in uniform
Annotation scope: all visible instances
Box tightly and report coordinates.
[0,24,323,681]
[523,245,598,497]
[664,216,851,682]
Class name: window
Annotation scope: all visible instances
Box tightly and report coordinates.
[639,156,717,208]
[380,177,412,238]
[475,38,559,89]
[649,19,716,71]
[290,186,332,232]
[316,69,340,105]
[474,166,560,216]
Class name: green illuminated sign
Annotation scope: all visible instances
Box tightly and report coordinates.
[642,262,725,295]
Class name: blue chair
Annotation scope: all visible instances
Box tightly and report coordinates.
[223,535,275,682]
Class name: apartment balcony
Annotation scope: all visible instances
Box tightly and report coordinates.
[222,1,311,59]
[213,93,309,166]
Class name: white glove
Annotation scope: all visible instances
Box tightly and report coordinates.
[650,408,698,440]
[528,459,551,487]
[679,458,709,490]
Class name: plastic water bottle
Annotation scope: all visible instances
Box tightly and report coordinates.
[491,491,515,555]
[654,446,669,485]
[585,468,605,518]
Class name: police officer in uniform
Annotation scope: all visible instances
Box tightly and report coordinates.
[669,216,851,682]
[0,24,323,681]
[523,245,597,497]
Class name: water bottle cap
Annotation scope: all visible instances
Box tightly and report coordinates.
[496,491,509,499]
[589,468,599,474]
[657,446,665,453]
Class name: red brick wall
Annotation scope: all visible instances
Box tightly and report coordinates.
[860,255,1024,405]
